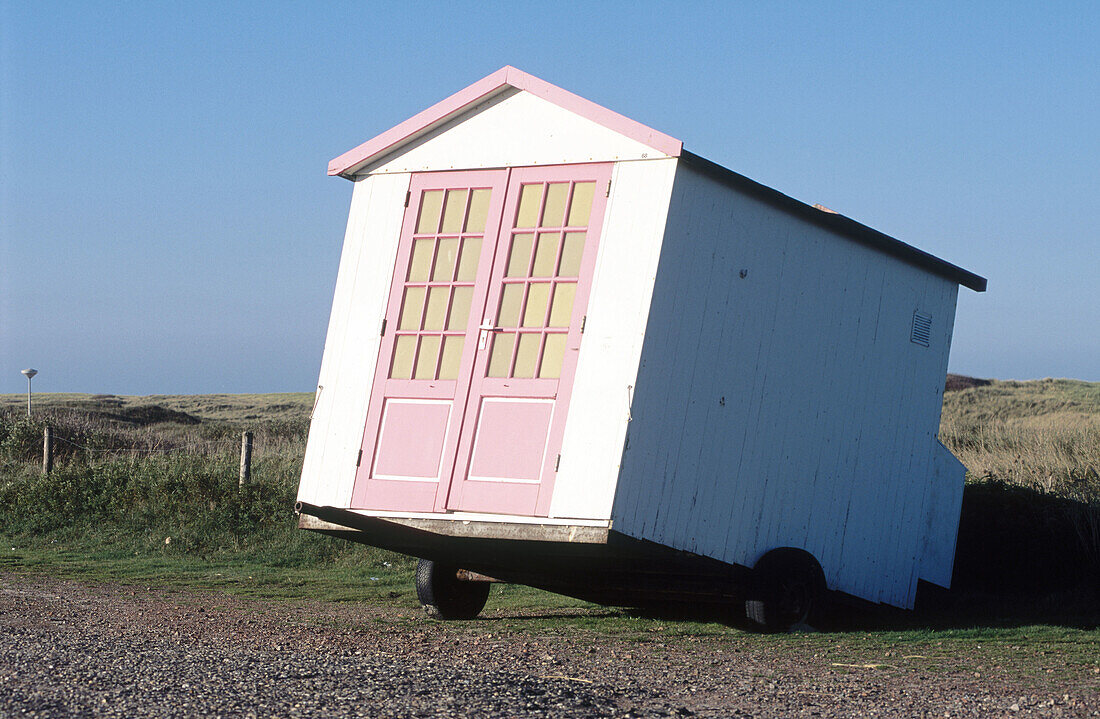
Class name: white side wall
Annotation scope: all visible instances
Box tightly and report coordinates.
[297,172,409,507]
[549,158,678,520]
[611,163,965,608]
[361,89,670,176]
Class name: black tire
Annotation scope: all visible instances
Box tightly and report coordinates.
[415,559,490,620]
[745,548,826,633]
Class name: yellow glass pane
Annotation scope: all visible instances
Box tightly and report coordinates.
[408,238,434,281]
[441,189,468,233]
[505,233,533,277]
[496,283,523,327]
[532,232,559,277]
[487,333,515,377]
[523,283,550,327]
[414,335,441,379]
[455,237,481,282]
[548,282,576,327]
[515,184,542,228]
[539,333,567,378]
[559,232,585,277]
[438,336,464,380]
[513,333,541,378]
[423,286,449,330]
[465,189,491,232]
[390,335,416,379]
[398,286,426,330]
[567,182,595,226]
[541,183,569,226]
[417,190,444,233]
[432,237,458,281]
[447,286,473,330]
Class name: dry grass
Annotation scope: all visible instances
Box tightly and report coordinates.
[941,378,1100,497]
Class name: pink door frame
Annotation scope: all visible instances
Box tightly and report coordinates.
[440,163,613,517]
[352,162,612,517]
[351,169,509,511]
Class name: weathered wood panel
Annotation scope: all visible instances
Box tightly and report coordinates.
[611,163,965,608]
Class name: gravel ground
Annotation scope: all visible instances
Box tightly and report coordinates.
[1,574,1096,717]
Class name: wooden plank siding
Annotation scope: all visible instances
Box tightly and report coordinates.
[610,163,964,608]
[297,173,410,508]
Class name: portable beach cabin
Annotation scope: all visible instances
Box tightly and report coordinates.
[296,66,986,624]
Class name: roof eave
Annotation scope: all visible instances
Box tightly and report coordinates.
[679,151,987,292]
[328,65,682,179]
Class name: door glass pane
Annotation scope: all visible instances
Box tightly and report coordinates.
[441,189,468,233]
[539,333,567,378]
[466,189,491,232]
[438,336,464,380]
[496,283,523,327]
[390,335,416,379]
[505,233,533,277]
[513,333,541,378]
[455,237,481,282]
[559,232,585,277]
[417,190,444,233]
[567,182,595,226]
[447,286,473,330]
[414,335,441,379]
[531,232,559,277]
[548,282,576,327]
[522,283,551,327]
[398,287,426,330]
[433,237,458,281]
[515,184,542,228]
[408,239,434,281]
[423,287,449,330]
[541,183,568,226]
[487,334,515,377]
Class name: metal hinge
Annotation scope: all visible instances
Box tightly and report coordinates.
[580,315,586,334]
[554,454,561,472]
[605,179,611,197]
[404,191,411,208]
[380,318,387,337]
[356,449,363,467]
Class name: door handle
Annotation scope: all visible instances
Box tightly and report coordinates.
[477,321,502,350]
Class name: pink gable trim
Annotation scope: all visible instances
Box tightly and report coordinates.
[328,66,682,178]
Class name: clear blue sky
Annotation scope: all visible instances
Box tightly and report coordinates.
[2,1,1097,394]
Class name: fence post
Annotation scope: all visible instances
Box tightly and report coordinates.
[239,430,253,490]
[43,426,53,475]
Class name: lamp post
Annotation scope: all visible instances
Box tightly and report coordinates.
[21,369,38,417]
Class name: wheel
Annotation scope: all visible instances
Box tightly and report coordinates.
[415,559,490,620]
[745,548,826,633]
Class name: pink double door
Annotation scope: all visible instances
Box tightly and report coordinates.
[351,163,612,517]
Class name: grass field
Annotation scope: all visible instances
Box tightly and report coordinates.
[1,377,1098,645]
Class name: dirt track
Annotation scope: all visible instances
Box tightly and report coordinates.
[1,574,1096,717]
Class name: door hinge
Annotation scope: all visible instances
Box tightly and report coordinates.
[580,315,586,334]
[554,454,561,472]
[404,191,411,208]
[356,449,363,467]
[380,318,387,337]
[605,179,612,197]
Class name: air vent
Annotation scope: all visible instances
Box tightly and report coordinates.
[911,311,932,347]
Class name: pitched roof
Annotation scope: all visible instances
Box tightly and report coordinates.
[329,67,985,292]
[327,66,683,178]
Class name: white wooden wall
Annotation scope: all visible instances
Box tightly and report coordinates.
[299,87,676,518]
[548,158,677,520]
[297,172,409,508]
[610,163,966,608]
[363,89,672,175]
